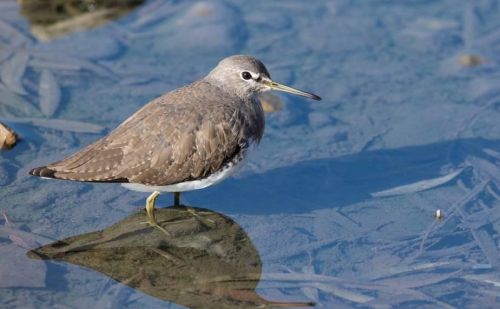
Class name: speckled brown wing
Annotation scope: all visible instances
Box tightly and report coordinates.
[30,80,264,185]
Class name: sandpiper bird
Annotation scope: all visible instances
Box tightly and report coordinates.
[30,55,321,228]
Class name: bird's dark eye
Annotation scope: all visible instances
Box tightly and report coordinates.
[241,71,252,80]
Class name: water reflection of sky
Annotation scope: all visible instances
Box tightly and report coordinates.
[1,0,500,308]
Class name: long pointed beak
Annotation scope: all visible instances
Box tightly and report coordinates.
[262,79,321,101]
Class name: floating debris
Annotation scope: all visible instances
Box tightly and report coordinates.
[0,51,30,95]
[314,282,374,303]
[463,274,500,288]
[0,122,18,149]
[38,69,61,117]
[458,54,486,67]
[402,17,459,39]
[259,92,283,113]
[0,20,33,47]
[415,18,458,31]
[371,168,464,198]
[29,57,81,72]
[0,49,13,64]
[434,209,444,222]
[373,270,460,290]
[119,76,157,86]
[0,117,103,134]
[300,257,320,303]
[35,33,122,61]
[0,88,41,117]
[32,50,116,79]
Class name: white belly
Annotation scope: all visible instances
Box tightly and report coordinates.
[121,158,242,193]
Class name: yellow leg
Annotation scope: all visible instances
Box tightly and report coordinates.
[146,191,160,225]
[174,192,180,206]
[145,191,170,235]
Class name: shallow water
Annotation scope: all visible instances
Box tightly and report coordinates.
[1,0,500,308]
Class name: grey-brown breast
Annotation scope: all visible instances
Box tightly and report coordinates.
[30,80,265,185]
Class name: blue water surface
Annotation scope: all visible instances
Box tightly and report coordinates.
[0,0,500,308]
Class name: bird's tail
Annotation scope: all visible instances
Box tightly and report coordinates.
[29,166,57,179]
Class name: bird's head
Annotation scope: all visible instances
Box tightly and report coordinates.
[206,55,321,101]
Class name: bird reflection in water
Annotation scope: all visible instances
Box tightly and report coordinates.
[28,207,314,308]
